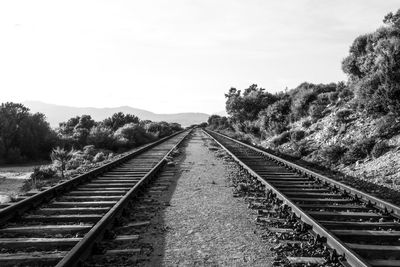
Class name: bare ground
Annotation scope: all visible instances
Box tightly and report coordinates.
[146,129,274,266]
[0,163,42,203]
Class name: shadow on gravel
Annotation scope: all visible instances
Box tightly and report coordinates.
[135,132,191,267]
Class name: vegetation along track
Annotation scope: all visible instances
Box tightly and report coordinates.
[0,130,191,267]
[205,129,400,267]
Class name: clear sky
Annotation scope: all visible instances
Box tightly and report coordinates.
[0,1,399,114]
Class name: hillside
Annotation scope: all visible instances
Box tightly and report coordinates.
[206,9,400,195]
[23,101,209,127]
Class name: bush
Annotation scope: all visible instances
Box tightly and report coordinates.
[375,115,400,138]
[114,123,153,148]
[342,138,375,165]
[67,152,87,170]
[336,109,353,123]
[371,141,390,158]
[338,87,353,101]
[31,165,57,181]
[309,104,325,120]
[231,132,252,144]
[258,98,291,135]
[302,120,312,128]
[290,130,306,142]
[328,92,339,103]
[320,145,347,164]
[87,126,115,150]
[297,140,314,156]
[271,131,291,146]
[93,152,106,162]
[291,89,317,119]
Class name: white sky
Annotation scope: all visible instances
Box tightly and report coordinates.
[0,0,399,114]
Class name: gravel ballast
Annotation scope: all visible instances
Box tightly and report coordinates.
[151,129,274,266]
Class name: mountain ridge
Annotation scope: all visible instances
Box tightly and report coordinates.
[23,101,210,127]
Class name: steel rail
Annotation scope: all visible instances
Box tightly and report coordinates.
[0,130,185,225]
[204,129,371,267]
[205,130,400,218]
[55,129,191,267]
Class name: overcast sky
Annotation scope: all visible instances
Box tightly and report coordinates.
[0,1,399,114]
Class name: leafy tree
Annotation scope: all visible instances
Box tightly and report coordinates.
[103,112,139,131]
[225,84,277,122]
[258,98,291,135]
[87,125,115,149]
[0,103,56,163]
[207,115,231,130]
[342,9,400,114]
[58,116,80,135]
[75,115,96,130]
[114,123,153,148]
[0,103,29,158]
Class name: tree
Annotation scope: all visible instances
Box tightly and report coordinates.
[342,9,400,114]
[75,115,96,130]
[0,103,57,163]
[114,123,152,148]
[50,147,75,179]
[58,116,80,135]
[87,125,115,149]
[102,112,139,131]
[0,103,29,158]
[225,84,277,122]
[258,98,291,135]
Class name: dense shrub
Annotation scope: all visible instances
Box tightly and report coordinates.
[342,138,375,165]
[31,165,57,181]
[342,9,400,115]
[82,145,96,160]
[271,131,291,146]
[258,98,291,135]
[242,120,260,135]
[336,109,353,123]
[0,103,57,163]
[309,103,325,120]
[102,112,139,131]
[320,145,347,164]
[25,165,58,190]
[290,130,306,142]
[328,91,339,103]
[114,123,153,148]
[231,132,253,144]
[297,142,314,157]
[87,126,115,150]
[302,120,312,128]
[225,84,278,122]
[371,141,390,158]
[374,115,400,138]
[291,87,317,119]
[93,152,106,162]
[338,87,354,101]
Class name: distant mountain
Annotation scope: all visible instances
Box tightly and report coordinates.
[23,101,209,127]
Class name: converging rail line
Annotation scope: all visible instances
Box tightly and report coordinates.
[204,129,400,267]
[0,130,191,267]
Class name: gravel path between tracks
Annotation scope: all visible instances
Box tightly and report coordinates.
[147,129,274,266]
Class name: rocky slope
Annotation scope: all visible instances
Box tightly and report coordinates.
[262,106,400,192]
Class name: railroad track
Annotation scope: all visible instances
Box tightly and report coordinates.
[0,130,190,267]
[204,129,400,267]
